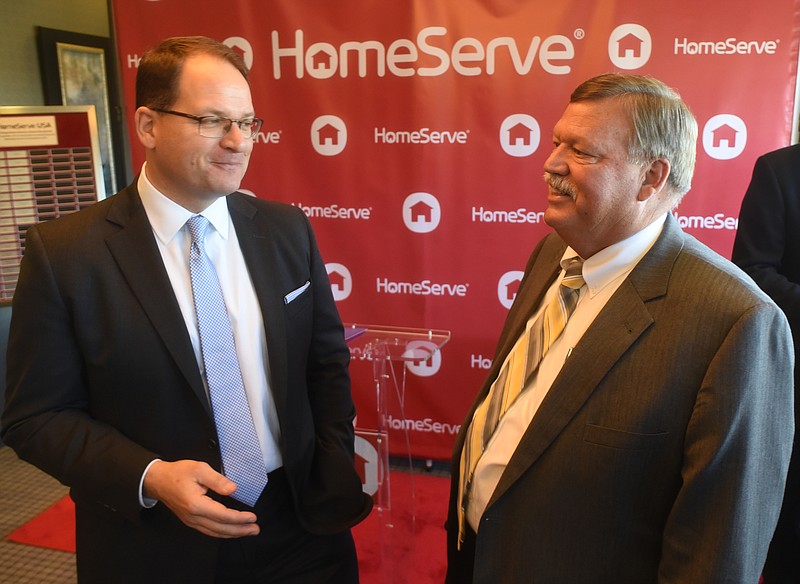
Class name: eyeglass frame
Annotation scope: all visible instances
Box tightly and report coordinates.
[149,107,263,139]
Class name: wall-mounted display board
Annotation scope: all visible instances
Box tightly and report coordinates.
[0,105,106,303]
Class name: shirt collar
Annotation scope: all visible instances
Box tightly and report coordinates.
[561,213,667,296]
[137,162,231,245]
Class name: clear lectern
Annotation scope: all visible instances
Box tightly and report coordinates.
[344,323,451,582]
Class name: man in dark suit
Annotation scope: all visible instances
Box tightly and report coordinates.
[1,36,371,584]
[733,143,800,584]
[446,73,795,583]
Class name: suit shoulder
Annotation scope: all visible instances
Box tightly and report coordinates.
[676,236,776,308]
[228,193,307,224]
[27,193,120,246]
[758,143,800,166]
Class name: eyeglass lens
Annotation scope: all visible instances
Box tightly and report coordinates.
[198,117,261,138]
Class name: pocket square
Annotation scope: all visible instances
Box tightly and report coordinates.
[284,280,311,304]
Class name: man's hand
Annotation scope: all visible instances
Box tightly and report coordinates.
[143,459,260,539]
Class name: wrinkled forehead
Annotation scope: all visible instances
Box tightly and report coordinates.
[554,99,634,148]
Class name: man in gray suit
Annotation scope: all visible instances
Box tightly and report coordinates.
[446,73,795,583]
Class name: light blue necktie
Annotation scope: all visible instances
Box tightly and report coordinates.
[186,215,268,507]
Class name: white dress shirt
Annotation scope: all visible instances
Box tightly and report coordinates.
[467,214,668,530]
[137,164,282,505]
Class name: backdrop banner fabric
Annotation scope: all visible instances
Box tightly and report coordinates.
[110,0,800,460]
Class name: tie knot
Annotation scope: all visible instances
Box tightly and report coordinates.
[187,215,210,248]
[560,256,585,290]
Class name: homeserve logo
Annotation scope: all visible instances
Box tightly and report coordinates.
[498,271,524,309]
[472,206,545,224]
[403,192,441,233]
[326,263,352,301]
[270,26,578,79]
[471,354,493,370]
[292,202,372,220]
[376,277,469,298]
[608,24,652,70]
[386,415,461,436]
[404,340,444,377]
[375,126,469,145]
[500,114,541,157]
[311,115,347,156]
[702,114,747,160]
[671,210,739,231]
[674,36,779,56]
[253,128,281,144]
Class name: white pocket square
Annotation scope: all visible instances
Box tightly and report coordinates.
[284,280,311,304]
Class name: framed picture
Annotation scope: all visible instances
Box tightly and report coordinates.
[37,27,127,195]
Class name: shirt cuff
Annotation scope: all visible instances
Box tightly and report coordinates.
[139,458,162,508]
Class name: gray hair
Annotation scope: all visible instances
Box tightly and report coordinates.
[570,73,698,202]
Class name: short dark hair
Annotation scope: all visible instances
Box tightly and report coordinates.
[570,73,698,200]
[135,36,249,110]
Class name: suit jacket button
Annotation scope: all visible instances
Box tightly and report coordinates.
[208,438,218,449]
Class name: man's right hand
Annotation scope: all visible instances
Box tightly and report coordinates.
[143,459,260,539]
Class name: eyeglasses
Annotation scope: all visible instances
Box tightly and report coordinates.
[150,108,263,139]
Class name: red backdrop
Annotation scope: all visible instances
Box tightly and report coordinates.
[111,0,800,460]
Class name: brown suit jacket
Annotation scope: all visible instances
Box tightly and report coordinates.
[447,215,794,583]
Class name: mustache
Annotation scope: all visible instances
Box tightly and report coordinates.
[543,172,577,199]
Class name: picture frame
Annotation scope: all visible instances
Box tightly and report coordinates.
[37,26,127,195]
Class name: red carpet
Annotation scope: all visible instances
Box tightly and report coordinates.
[6,471,449,583]
[6,494,76,553]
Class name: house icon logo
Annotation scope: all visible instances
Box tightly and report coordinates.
[703,114,747,160]
[311,115,347,156]
[224,36,254,69]
[404,340,443,377]
[608,24,652,70]
[500,114,540,157]
[309,46,337,78]
[354,431,382,496]
[325,262,353,301]
[498,271,525,309]
[403,192,441,233]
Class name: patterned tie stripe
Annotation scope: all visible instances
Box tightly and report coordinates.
[457,256,585,546]
[187,215,269,507]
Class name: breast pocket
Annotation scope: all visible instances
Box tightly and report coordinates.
[583,423,669,451]
[284,280,312,318]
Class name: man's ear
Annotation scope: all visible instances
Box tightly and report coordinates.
[134,107,157,150]
[638,157,670,201]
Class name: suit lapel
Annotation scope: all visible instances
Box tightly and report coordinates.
[490,236,568,391]
[489,216,686,505]
[103,185,210,414]
[452,235,566,462]
[227,195,289,416]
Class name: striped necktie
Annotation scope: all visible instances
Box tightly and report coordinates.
[457,256,585,546]
[186,215,269,507]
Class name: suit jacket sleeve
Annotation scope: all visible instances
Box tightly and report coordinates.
[1,222,157,521]
[660,300,794,582]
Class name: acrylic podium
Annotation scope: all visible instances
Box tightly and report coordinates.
[344,323,450,582]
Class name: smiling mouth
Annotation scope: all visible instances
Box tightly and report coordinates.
[213,160,243,169]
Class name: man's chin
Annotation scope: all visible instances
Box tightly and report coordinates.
[543,206,567,229]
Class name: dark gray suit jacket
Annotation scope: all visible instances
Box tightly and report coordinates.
[732,143,800,581]
[2,184,371,583]
[447,214,794,583]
